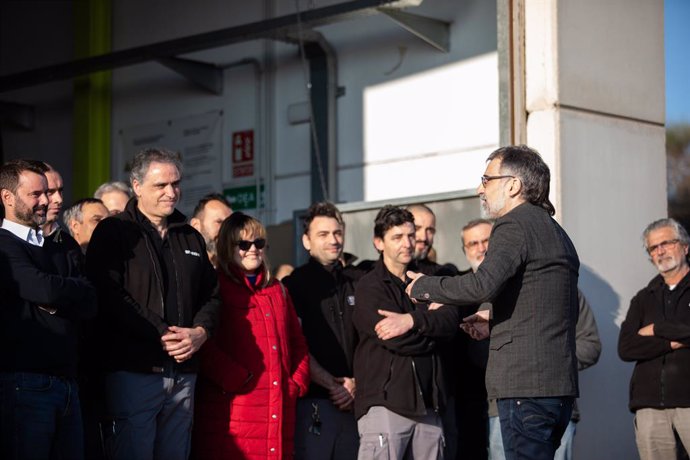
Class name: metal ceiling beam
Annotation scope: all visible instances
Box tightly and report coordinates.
[0,0,424,93]
[378,8,450,52]
[157,57,224,94]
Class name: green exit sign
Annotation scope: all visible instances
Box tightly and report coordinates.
[224,185,265,211]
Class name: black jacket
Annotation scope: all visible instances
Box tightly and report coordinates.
[0,228,97,377]
[86,199,220,374]
[619,270,690,411]
[283,258,362,399]
[352,259,460,419]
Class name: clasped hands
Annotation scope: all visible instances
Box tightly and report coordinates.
[161,325,208,363]
[328,376,356,411]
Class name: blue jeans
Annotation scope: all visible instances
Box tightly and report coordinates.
[104,371,196,460]
[490,416,576,460]
[497,397,573,460]
[0,372,84,460]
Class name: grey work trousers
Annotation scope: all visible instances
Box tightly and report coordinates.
[295,397,359,460]
[635,408,690,460]
[104,371,196,460]
[357,405,444,460]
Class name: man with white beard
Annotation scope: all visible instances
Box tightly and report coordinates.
[619,218,690,460]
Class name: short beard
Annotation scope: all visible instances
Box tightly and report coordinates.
[205,237,217,257]
[469,260,481,272]
[14,197,46,228]
[481,194,505,219]
[414,246,429,261]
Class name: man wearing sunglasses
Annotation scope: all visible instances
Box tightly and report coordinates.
[619,218,690,460]
[86,148,220,460]
[404,145,580,460]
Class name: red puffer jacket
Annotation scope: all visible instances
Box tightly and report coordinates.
[192,269,310,459]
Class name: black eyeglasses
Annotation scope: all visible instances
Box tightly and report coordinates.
[646,239,679,255]
[237,238,267,251]
[481,175,515,187]
[465,238,490,249]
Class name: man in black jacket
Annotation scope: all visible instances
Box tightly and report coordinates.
[86,148,219,460]
[0,159,97,460]
[619,218,690,460]
[283,201,362,460]
[353,205,459,460]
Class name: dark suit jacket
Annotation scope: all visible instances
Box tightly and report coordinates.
[411,202,580,399]
[0,228,97,377]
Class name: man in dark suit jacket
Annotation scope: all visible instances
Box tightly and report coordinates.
[402,145,580,460]
[0,159,97,460]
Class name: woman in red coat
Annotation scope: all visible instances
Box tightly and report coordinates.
[192,212,310,459]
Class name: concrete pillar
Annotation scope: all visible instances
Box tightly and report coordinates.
[522,0,666,458]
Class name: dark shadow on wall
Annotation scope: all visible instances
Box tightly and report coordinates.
[575,265,639,460]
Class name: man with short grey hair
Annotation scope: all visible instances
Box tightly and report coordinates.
[619,217,690,460]
[64,198,109,253]
[94,181,131,215]
[87,148,220,460]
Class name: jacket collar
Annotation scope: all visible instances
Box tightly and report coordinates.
[646,268,690,294]
[374,257,409,287]
[228,265,267,292]
[307,256,341,275]
[121,197,187,229]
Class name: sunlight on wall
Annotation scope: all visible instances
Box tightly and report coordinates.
[363,52,499,201]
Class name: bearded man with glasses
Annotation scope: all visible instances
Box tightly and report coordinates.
[619,218,690,460]
[401,145,580,460]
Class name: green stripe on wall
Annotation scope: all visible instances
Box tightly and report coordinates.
[73,0,111,199]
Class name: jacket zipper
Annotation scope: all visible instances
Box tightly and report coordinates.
[142,233,166,318]
[660,354,666,407]
[411,359,425,414]
[168,233,183,327]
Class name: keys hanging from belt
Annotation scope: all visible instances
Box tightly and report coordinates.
[308,402,322,436]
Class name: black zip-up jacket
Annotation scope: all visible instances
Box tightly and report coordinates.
[352,259,460,420]
[86,199,220,374]
[619,270,690,411]
[283,257,362,399]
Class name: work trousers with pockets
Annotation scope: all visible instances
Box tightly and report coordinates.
[357,405,444,460]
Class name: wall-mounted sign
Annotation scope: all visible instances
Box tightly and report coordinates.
[232,130,254,178]
[224,184,264,211]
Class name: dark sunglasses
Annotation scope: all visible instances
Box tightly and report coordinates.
[237,238,267,251]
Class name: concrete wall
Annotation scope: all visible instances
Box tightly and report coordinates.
[526,0,666,457]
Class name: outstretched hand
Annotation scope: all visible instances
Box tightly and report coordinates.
[405,271,425,302]
[460,310,490,341]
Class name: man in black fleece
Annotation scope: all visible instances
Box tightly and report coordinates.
[86,148,219,460]
[283,201,362,460]
[0,159,97,460]
[619,218,690,460]
[353,205,459,460]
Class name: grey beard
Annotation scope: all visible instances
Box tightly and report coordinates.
[205,237,217,256]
